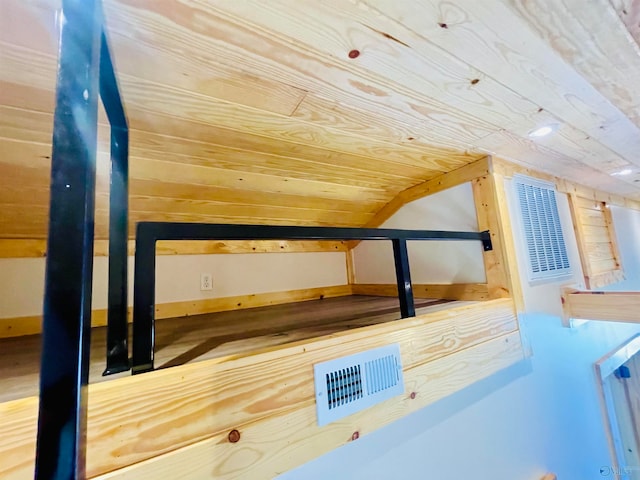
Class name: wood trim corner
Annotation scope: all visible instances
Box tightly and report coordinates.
[351,283,489,301]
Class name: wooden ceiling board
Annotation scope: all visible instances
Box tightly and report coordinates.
[2,0,640,240]
[101,0,495,150]
[509,0,640,126]
[611,0,640,47]
[362,1,640,167]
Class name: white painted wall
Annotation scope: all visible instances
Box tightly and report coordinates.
[353,182,486,284]
[602,205,640,291]
[0,251,347,318]
[505,178,586,318]
[280,181,640,480]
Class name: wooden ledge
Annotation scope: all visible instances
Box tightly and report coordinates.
[562,288,640,324]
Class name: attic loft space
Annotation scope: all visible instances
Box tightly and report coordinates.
[2,0,640,479]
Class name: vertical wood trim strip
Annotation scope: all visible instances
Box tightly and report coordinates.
[471,171,521,307]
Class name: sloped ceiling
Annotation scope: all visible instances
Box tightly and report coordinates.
[1,0,640,237]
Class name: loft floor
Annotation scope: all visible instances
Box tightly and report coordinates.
[0,295,471,403]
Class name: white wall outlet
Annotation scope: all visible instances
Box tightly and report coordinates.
[200,273,213,291]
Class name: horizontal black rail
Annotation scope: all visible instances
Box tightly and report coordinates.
[131,222,493,374]
[133,222,494,244]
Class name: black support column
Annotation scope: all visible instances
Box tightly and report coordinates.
[100,31,130,376]
[131,226,157,374]
[35,0,102,478]
[392,239,415,318]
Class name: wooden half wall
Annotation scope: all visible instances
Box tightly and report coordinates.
[0,298,522,479]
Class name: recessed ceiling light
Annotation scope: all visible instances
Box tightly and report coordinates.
[528,125,556,138]
[612,168,633,176]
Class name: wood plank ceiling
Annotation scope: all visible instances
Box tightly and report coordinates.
[1,0,640,238]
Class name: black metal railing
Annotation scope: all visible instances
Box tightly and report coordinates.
[130,222,492,374]
[36,0,128,477]
[38,0,492,476]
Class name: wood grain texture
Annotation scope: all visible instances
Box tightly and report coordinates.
[351,283,489,301]
[0,298,517,479]
[95,331,522,480]
[0,238,353,261]
[0,296,447,402]
[567,194,624,289]
[3,0,640,241]
[564,291,640,323]
[0,285,353,339]
[472,173,518,302]
[492,157,640,211]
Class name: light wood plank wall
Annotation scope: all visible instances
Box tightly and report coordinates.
[0,298,522,479]
[567,195,624,289]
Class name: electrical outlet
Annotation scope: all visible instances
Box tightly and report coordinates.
[200,273,212,291]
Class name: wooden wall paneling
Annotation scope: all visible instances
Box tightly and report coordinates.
[471,171,521,305]
[345,249,355,285]
[567,194,624,289]
[563,291,640,323]
[126,178,383,214]
[95,332,523,480]
[100,1,492,154]
[351,283,489,301]
[0,298,519,479]
[117,74,478,173]
[603,200,625,276]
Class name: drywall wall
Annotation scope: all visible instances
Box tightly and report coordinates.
[602,205,640,291]
[0,251,347,318]
[279,185,640,479]
[352,182,486,284]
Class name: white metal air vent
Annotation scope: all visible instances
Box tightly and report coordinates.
[513,175,571,282]
[313,344,404,426]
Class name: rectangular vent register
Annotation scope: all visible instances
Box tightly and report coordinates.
[313,344,404,426]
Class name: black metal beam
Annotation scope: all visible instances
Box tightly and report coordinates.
[100,31,130,376]
[132,222,493,374]
[35,0,102,477]
[392,239,414,318]
[132,222,492,243]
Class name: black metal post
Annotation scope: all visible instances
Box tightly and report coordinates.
[104,125,129,374]
[392,239,415,318]
[100,31,130,376]
[35,0,101,477]
[131,227,157,374]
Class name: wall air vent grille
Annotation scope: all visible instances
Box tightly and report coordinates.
[514,174,571,282]
[314,344,404,426]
